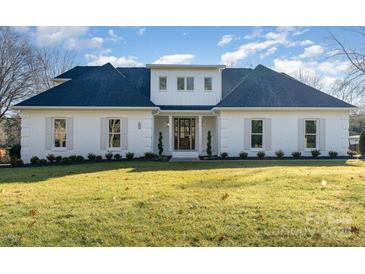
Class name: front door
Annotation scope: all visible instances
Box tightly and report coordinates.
[174,118,196,150]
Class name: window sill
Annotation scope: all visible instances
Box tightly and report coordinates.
[250,147,264,151]
[52,147,67,151]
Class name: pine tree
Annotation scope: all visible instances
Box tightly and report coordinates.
[206,130,212,158]
[158,132,163,157]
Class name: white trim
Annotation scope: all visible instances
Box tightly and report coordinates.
[204,77,213,91]
[250,119,265,151]
[107,118,122,150]
[146,64,226,69]
[213,107,356,111]
[52,117,67,150]
[158,76,167,91]
[304,119,318,151]
[14,106,159,110]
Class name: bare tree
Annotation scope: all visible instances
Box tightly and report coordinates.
[329,78,365,104]
[296,69,324,90]
[0,27,37,120]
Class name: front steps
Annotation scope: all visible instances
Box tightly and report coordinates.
[170,151,200,161]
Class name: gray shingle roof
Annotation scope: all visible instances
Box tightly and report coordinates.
[16,63,155,107]
[217,65,355,108]
[16,63,355,109]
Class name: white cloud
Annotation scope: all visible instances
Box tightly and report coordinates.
[137,27,146,36]
[299,40,314,46]
[293,28,310,36]
[299,45,324,58]
[153,54,194,64]
[260,47,277,59]
[34,27,103,49]
[11,26,30,33]
[108,29,122,42]
[218,35,234,47]
[85,54,142,67]
[244,28,264,40]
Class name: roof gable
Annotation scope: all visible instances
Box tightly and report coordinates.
[217,65,355,108]
[16,63,155,107]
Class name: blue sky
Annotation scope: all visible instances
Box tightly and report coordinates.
[13,26,362,88]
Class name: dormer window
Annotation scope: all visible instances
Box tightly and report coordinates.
[204,77,212,91]
[177,77,185,90]
[159,77,167,91]
[186,77,194,90]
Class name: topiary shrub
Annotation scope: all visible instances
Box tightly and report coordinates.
[144,152,157,160]
[275,149,284,158]
[328,151,338,158]
[105,152,113,160]
[10,157,23,167]
[87,153,96,161]
[39,159,48,165]
[311,149,321,158]
[61,157,70,165]
[257,151,265,159]
[55,156,63,163]
[30,156,40,165]
[158,132,163,157]
[359,130,365,156]
[292,151,302,159]
[126,152,134,160]
[220,152,228,159]
[206,130,212,159]
[46,154,56,163]
[95,155,103,162]
[114,154,122,161]
[76,155,84,162]
[8,144,21,159]
[69,155,77,162]
[239,151,248,159]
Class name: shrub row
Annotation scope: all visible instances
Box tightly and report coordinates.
[219,149,341,160]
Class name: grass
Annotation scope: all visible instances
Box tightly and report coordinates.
[0,160,365,246]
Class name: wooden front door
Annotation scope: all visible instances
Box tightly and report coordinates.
[174,118,196,150]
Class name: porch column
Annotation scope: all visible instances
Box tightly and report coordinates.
[198,115,203,154]
[168,115,173,153]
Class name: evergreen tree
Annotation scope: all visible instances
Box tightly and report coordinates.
[206,130,212,158]
[158,132,163,157]
[359,130,365,155]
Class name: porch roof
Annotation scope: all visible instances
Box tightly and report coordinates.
[158,105,214,111]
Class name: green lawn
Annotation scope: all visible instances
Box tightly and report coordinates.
[0,160,364,246]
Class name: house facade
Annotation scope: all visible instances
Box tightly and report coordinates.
[15,63,355,163]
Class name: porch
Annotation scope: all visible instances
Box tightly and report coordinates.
[153,113,218,158]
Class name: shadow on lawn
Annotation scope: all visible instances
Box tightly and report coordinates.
[0,159,360,184]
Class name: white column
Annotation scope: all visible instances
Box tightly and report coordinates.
[198,115,203,154]
[168,115,173,153]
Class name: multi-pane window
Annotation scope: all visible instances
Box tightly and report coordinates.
[177,77,185,90]
[204,77,212,91]
[305,120,317,149]
[186,77,194,90]
[109,119,121,148]
[159,77,167,90]
[251,120,263,148]
[54,119,67,148]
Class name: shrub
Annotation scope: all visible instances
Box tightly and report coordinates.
[95,155,103,161]
[8,144,21,159]
[144,152,157,160]
[275,149,284,158]
[347,149,357,158]
[126,152,134,160]
[10,157,23,167]
[239,151,248,159]
[114,154,122,161]
[87,153,96,161]
[311,149,321,158]
[46,154,56,163]
[76,155,84,162]
[360,130,365,156]
[39,159,48,165]
[220,152,228,159]
[257,151,265,159]
[292,151,302,159]
[105,152,113,160]
[69,155,78,162]
[206,131,212,159]
[158,132,163,157]
[328,151,338,158]
[61,157,71,165]
[55,156,63,163]
[30,156,40,165]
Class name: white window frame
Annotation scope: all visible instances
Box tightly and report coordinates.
[204,77,213,91]
[159,76,167,91]
[177,77,185,91]
[52,118,67,150]
[108,118,121,150]
[304,119,318,151]
[250,119,265,151]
